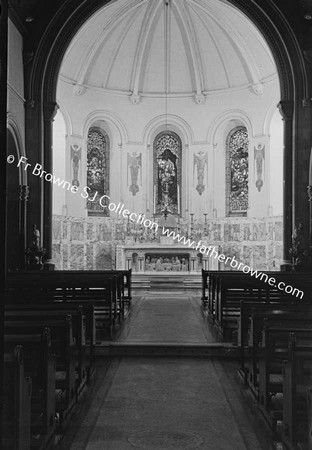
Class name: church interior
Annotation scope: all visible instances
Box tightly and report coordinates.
[1,0,312,449]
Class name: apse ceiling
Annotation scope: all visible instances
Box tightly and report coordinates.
[59,0,278,102]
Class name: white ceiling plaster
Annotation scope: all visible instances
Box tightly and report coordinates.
[60,0,277,99]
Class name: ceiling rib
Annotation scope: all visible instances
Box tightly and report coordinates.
[173,0,204,100]
[130,0,162,101]
[74,0,146,88]
[189,0,262,88]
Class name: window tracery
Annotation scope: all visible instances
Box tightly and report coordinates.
[226,127,249,216]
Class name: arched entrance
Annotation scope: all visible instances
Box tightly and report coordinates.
[25,0,309,266]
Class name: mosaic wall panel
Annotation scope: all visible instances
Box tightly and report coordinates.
[52,215,284,271]
[70,244,84,269]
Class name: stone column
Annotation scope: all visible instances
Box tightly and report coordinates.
[190,256,196,272]
[0,0,8,420]
[138,252,145,272]
[307,185,312,262]
[126,257,132,270]
[19,185,30,269]
[146,143,151,214]
[277,100,294,261]
[43,101,59,269]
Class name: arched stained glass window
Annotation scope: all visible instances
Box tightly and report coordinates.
[226,127,249,216]
[87,127,110,216]
[153,131,182,215]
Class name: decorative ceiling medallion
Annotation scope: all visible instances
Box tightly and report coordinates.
[130,93,141,105]
[251,83,263,95]
[194,94,205,105]
[73,84,87,96]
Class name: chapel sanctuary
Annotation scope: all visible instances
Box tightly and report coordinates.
[2,0,312,449]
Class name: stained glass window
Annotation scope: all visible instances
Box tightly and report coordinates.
[154,131,182,215]
[226,127,249,216]
[87,128,110,216]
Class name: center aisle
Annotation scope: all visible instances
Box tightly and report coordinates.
[65,358,268,450]
[61,293,269,450]
[118,294,214,343]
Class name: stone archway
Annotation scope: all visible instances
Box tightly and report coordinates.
[25,0,309,264]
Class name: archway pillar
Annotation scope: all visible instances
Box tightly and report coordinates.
[277,100,294,262]
[43,101,59,270]
[295,103,312,265]
[19,185,30,269]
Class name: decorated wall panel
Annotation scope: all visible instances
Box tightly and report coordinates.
[52,214,283,271]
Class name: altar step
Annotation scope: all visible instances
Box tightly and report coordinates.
[95,342,238,358]
[132,273,202,291]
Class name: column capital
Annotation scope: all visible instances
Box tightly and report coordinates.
[43,101,59,121]
[277,100,294,121]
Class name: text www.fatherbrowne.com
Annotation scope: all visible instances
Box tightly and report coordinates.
[161,228,304,299]
[10,155,304,299]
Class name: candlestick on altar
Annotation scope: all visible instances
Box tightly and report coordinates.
[177,184,180,213]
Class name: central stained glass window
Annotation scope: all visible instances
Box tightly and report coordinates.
[226,127,249,216]
[154,131,182,215]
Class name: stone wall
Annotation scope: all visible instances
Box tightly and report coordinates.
[52,215,283,271]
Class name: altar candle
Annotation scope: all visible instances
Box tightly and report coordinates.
[177,184,180,213]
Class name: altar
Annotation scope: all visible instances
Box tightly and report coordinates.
[115,243,218,273]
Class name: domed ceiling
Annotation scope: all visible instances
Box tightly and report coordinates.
[59,0,278,102]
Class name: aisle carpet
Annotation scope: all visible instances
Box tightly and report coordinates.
[67,358,266,450]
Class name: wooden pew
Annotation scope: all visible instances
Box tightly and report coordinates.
[202,270,312,340]
[238,303,312,377]
[3,346,32,450]
[308,388,312,450]
[5,303,96,381]
[5,316,76,429]
[282,333,312,449]
[5,308,88,395]
[258,324,312,430]
[6,270,131,337]
[4,328,56,449]
[247,311,312,395]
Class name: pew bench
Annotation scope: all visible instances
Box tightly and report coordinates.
[6,302,96,378]
[238,303,312,377]
[6,270,131,337]
[5,317,76,430]
[202,270,312,341]
[282,334,312,449]
[3,346,32,450]
[5,308,89,395]
[257,325,312,431]
[246,312,312,395]
[4,329,56,449]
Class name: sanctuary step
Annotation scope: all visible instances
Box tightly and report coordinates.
[95,342,239,357]
[132,273,202,291]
